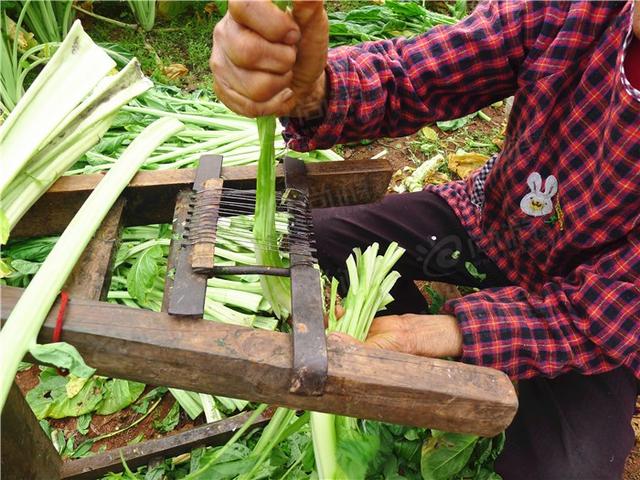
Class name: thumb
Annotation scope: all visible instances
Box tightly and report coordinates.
[328,332,361,347]
[364,333,405,352]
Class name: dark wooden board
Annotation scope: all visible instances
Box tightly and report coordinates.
[1,287,518,436]
[167,155,222,316]
[60,410,271,479]
[12,160,393,238]
[64,199,125,301]
[1,382,62,480]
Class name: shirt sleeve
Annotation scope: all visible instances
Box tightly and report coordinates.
[283,0,542,151]
[446,231,640,380]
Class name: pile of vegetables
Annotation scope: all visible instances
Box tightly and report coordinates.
[327,0,465,47]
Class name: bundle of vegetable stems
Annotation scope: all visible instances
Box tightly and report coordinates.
[0,20,152,244]
[185,242,406,479]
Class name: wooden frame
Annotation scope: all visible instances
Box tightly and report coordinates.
[1,159,518,479]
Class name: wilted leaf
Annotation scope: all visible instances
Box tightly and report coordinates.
[163,63,189,80]
[30,342,96,379]
[66,375,89,398]
[420,126,439,142]
[448,151,489,179]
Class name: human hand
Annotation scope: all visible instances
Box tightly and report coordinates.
[210,0,328,118]
[364,314,464,358]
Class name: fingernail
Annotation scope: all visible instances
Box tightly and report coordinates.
[284,29,301,45]
[282,88,294,101]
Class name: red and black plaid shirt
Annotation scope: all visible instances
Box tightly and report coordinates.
[284,1,640,380]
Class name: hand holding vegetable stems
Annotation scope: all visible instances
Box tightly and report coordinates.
[332,314,464,359]
[210,0,328,118]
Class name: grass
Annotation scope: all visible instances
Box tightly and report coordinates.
[85,1,222,91]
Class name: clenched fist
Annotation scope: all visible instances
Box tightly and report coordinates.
[210,0,329,118]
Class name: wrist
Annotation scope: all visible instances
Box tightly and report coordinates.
[413,314,463,359]
[289,71,327,119]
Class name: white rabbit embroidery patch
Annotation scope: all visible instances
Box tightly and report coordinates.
[520,172,558,217]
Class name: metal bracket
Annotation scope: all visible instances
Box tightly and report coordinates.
[284,156,328,396]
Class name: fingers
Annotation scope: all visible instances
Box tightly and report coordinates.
[217,18,297,74]
[214,79,296,117]
[229,0,301,44]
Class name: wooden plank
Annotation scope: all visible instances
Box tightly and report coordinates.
[166,191,207,316]
[191,178,223,271]
[60,410,271,480]
[168,154,223,316]
[1,382,62,479]
[64,199,125,301]
[13,160,393,238]
[1,287,518,436]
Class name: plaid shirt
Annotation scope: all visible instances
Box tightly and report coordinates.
[284,1,640,380]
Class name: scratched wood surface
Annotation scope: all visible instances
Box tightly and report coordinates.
[1,287,518,437]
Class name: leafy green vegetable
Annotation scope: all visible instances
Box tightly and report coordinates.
[126,244,164,304]
[76,413,91,435]
[96,379,146,416]
[154,401,180,433]
[421,431,479,480]
[328,1,457,47]
[465,261,487,282]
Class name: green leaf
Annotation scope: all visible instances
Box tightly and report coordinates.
[421,432,479,480]
[26,368,68,419]
[76,413,91,435]
[127,244,164,304]
[128,433,145,446]
[132,386,167,414]
[70,439,94,459]
[47,377,104,419]
[96,379,145,415]
[0,258,12,278]
[436,114,475,132]
[153,401,180,433]
[9,258,42,275]
[465,261,487,282]
[30,342,96,378]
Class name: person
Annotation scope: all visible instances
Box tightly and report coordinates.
[211,1,640,478]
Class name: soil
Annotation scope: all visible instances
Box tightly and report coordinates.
[15,366,204,455]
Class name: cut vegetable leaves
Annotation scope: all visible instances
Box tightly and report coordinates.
[0,116,184,412]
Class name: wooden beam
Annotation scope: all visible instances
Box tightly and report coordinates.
[1,287,518,437]
[64,199,125,301]
[1,382,62,479]
[60,410,271,480]
[12,160,393,238]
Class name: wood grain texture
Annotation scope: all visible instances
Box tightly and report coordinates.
[1,287,518,436]
[64,199,125,301]
[1,382,62,479]
[13,160,393,238]
[61,410,271,479]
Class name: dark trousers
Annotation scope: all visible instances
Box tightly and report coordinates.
[312,189,638,480]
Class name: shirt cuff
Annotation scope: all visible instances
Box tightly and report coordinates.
[281,51,351,152]
[443,288,559,380]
